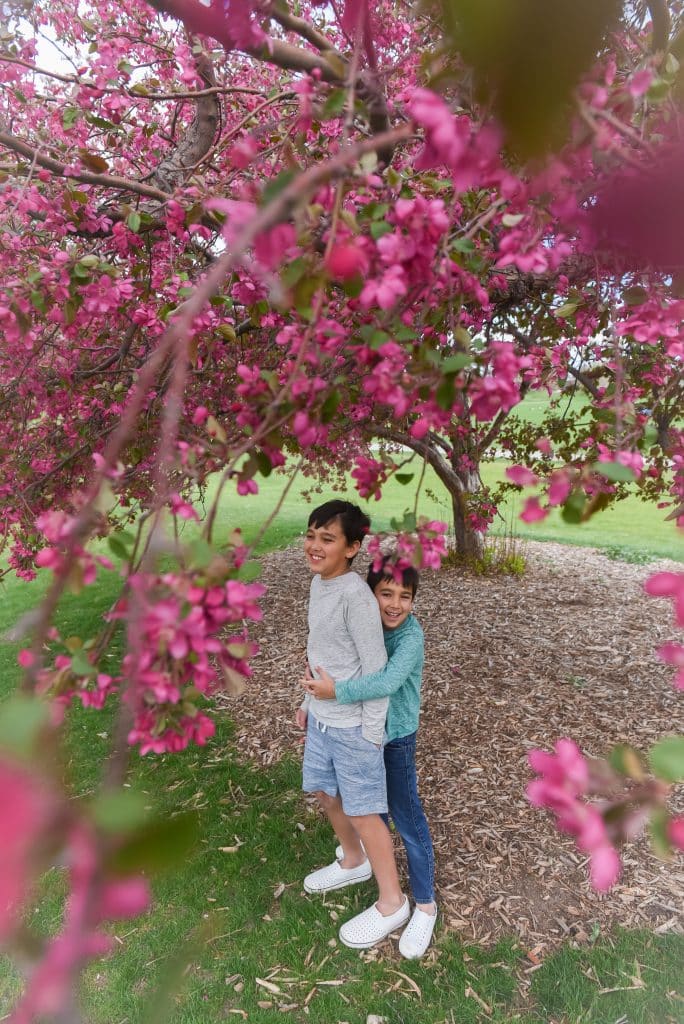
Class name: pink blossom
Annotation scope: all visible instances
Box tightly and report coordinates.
[548,469,572,506]
[668,816,684,851]
[506,465,539,487]
[644,572,684,626]
[0,759,53,940]
[169,493,199,521]
[520,497,549,523]
[325,241,368,281]
[656,641,684,690]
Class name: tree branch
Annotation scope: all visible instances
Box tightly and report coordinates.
[373,424,464,494]
[0,129,172,202]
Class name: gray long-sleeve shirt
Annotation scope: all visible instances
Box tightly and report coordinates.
[303,571,388,744]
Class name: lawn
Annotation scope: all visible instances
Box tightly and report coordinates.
[0,495,682,1022]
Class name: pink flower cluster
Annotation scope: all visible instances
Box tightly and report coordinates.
[469,343,530,421]
[0,760,149,1022]
[367,519,449,575]
[34,510,113,585]
[527,739,621,891]
[351,456,390,500]
[114,570,264,754]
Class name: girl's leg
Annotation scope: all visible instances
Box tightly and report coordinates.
[384,733,436,908]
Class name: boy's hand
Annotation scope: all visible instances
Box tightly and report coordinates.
[302,665,336,700]
[294,707,308,730]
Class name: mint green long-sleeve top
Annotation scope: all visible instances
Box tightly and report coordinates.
[333,614,424,742]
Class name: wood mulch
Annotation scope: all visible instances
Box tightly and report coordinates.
[217,540,684,954]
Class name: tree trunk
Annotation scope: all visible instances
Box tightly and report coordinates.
[450,471,484,560]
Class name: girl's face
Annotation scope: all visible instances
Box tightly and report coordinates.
[373,577,414,630]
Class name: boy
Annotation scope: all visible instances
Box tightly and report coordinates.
[304,558,437,959]
[297,500,410,947]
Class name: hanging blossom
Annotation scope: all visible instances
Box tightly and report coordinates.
[645,571,684,690]
[0,761,150,1023]
[113,567,264,754]
[34,510,114,587]
[366,519,449,575]
[527,740,622,891]
[351,456,391,500]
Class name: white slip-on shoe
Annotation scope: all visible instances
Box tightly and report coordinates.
[303,858,372,894]
[339,895,410,949]
[398,905,438,959]
[335,841,366,861]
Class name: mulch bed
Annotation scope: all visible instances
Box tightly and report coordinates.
[217,540,684,956]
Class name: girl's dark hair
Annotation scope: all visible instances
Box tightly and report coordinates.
[367,557,419,597]
[308,500,370,548]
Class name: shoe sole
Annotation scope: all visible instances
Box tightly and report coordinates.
[303,869,372,894]
[339,914,411,949]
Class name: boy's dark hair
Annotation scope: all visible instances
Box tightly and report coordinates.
[308,500,370,552]
[367,557,419,597]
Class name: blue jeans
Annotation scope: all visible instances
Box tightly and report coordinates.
[383,731,435,904]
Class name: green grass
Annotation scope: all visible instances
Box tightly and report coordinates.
[197,458,684,565]
[1,512,683,1022]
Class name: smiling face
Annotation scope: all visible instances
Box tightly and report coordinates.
[372,577,414,630]
[303,517,360,580]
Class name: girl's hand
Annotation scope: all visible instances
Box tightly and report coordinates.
[294,707,308,730]
[302,666,336,700]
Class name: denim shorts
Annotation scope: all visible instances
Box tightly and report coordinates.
[302,715,387,816]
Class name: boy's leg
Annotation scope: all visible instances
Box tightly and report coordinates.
[384,732,437,958]
[384,732,436,909]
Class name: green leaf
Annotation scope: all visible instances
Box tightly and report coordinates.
[622,286,649,306]
[649,736,684,783]
[441,352,472,372]
[70,650,97,677]
[561,489,586,524]
[188,538,215,570]
[320,389,341,423]
[127,211,142,233]
[253,449,273,477]
[556,301,579,319]
[62,106,79,130]
[390,511,417,533]
[370,221,393,240]
[440,0,622,156]
[107,812,199,876]
[451,238,476,253]
[649,807,672,859]
[261,169,296,206]
[501,212,524,227]
[394,473,415,485]
[92,790,149,833]
[321,88,346,119]
[281,257,307,288]
[108,534,133,561]
[608,743,645,780]
[592,460,636,483]
[0,696,50,760]
[436,373,456,411]
[236,560,262,582]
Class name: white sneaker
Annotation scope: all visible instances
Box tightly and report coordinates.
[339,896,410,949]
[398,905,438,959]
[335,841,366,861]
[303,858,372,894]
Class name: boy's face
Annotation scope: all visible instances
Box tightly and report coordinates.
[304,517,360,580]
[373,577,414,630]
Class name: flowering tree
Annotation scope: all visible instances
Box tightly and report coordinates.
[0,0,683,1015]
